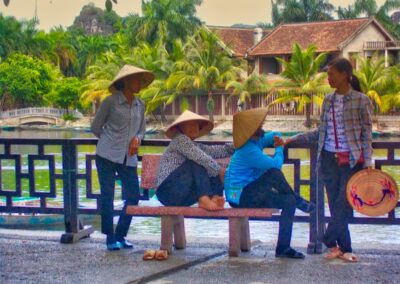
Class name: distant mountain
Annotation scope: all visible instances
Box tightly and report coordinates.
[71,3,121,35]
[230,24,256,29]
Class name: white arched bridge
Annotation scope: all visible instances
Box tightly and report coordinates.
[0,107,83,125]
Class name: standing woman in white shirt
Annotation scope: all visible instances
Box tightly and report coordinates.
[286,58,373,262]
[91,65,154,250]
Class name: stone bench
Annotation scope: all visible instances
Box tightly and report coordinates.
[126,154,274,257]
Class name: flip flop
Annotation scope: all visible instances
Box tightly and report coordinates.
[155,249,169,261]
[142,249,157,261]
[339,252,359,263]
[324,247,343,260]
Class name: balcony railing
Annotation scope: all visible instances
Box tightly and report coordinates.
[364,41,400,50]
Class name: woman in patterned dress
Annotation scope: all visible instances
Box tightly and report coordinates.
[155,110,234,211]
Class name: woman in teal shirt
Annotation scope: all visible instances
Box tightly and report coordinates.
[225,108,313,259]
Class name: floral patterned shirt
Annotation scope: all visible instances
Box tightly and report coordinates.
[155,133,234,188]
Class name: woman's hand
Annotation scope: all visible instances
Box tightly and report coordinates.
[128,137,140,156]
[283,137,294,146]
[273,136,284,147]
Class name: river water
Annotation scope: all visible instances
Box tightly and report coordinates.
[0,128,399,245]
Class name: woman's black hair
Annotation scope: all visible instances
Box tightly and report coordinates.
[328,58,361,92]
[113,80,125,91]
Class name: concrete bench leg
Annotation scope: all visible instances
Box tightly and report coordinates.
[173,215,186,250]
[160,215,175,253]
[240,217,251,252]
[160,215,186,253]
[229,217,241,257]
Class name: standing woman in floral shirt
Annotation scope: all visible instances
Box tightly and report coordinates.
[155,110,234,211]
[91,65,154,250]
[286,58,373,262]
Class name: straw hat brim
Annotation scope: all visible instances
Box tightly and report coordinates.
[165,111,214,139]
[109,65,155,93]
[232,108,268,148]
[346,169,399,216]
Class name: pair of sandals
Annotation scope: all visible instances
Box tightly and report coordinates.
[143,249,169,261]
[324,247,359,262]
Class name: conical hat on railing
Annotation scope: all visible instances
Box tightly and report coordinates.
[346,169,399,216]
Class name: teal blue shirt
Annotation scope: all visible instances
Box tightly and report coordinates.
[224,132,283,190]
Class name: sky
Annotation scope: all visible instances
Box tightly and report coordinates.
[0,0,388,32]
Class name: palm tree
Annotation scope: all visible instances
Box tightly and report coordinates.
[337,5,359,19]
[127,41,170,80]
[272,0,334,25]
[138,40,188,116]
[355,55,391,113]
[0,14,24,59]
[380,65,400,113]
[135,0,202,50]
[128,41,176,120]
[225,73,270,111]
[268,43,331,127]
[75,35,116,78]
[337,0,400,39]
[80,53,120,112]
[167,28,243,120]
[47,27,78,77]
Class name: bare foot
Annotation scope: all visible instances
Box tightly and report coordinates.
[212,195,225,208]
[198,196,223,211]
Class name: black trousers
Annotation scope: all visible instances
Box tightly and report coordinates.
[230,168,297,254]
[156,159,223,206]
[96,155,140,238]
[320,150,363,253]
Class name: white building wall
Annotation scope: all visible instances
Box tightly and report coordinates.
[342,24,387,59]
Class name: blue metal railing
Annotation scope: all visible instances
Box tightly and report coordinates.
[0,138,398,252]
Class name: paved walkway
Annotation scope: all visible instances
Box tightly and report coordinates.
[0,229,399,284]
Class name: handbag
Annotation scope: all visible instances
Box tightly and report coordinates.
[335,151,364,166]
[332,97,364,166]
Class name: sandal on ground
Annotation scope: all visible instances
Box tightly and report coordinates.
[155,249,169,261]
[339,252,359,263]
[143,249,157,260]
[324,247,343,260]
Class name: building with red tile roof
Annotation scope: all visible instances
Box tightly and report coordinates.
[208,26,271,57]
[246,18,399,75]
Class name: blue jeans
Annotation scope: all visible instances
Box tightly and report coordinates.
[156,159,223,206]
[320,150,363,253]
[230,168,297,254]
[96,155,139,238]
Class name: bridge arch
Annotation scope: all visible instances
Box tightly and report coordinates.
[18,116,58,125]
[1,107,83,126]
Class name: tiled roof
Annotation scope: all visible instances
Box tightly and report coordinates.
[209,26,271,57]
[248,18,373,56]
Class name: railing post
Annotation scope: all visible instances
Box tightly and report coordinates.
[307,145,324,254]
[60,140,94,243]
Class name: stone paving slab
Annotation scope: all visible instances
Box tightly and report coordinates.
[0,231,225,284]
[151,244,400,284]
[1,229,400,284]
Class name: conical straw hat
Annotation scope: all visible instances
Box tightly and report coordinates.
[346,169,399,216]
[109,65,154,92]
[233,108,268,148]
[165,110,214,139]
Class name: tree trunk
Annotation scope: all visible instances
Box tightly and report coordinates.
[207,91,215,121]
[304,102,312,128]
